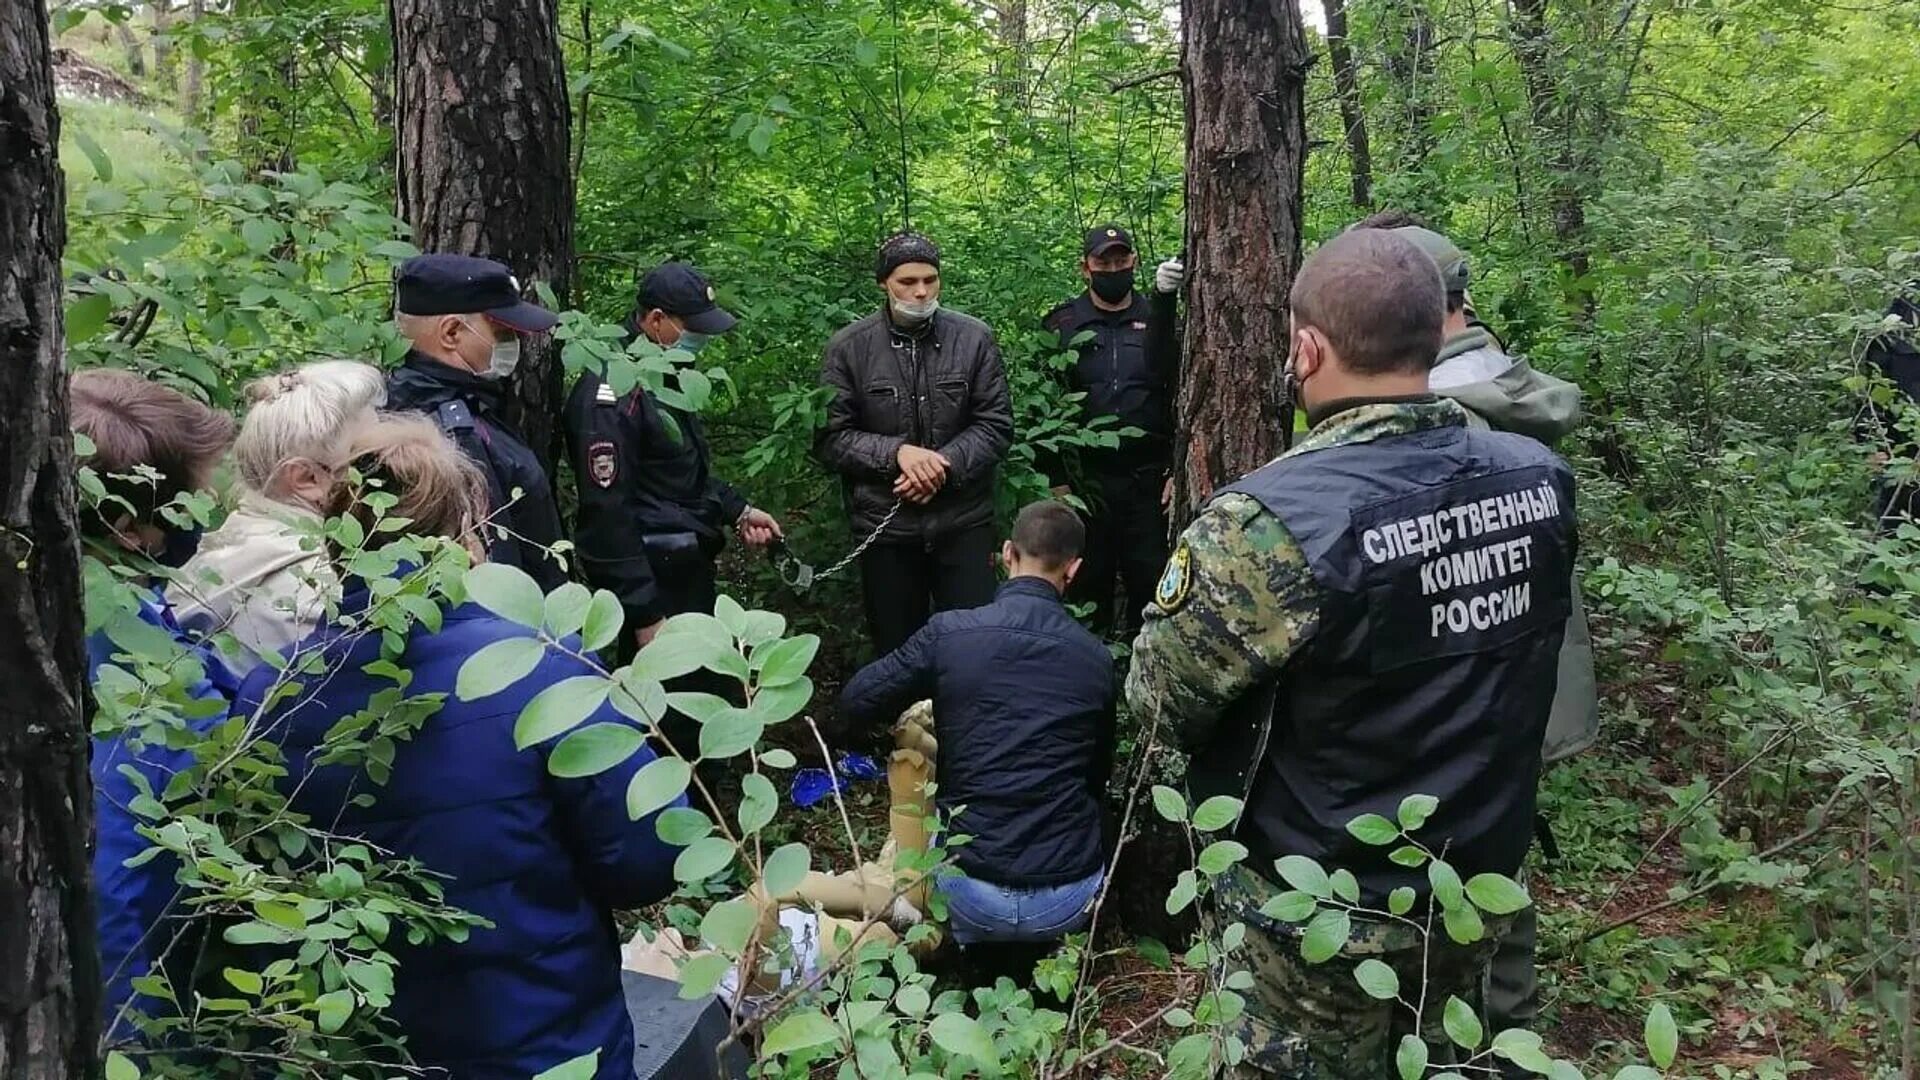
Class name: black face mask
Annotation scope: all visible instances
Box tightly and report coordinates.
[1089,268,1135,305]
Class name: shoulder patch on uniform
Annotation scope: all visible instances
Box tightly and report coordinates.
[594,382,617,405]
[434,399,475,432]
[1153,541,1193,613]
[588,440,617,488]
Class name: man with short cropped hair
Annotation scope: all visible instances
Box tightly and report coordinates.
[388,253,567,590]
[839,500,1115,962]
[1128,229,1578,1078]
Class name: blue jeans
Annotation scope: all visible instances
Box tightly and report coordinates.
[936,867,1105,946]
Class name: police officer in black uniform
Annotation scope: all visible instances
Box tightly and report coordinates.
[388,254,568,592]
[564,262,783,662]
[1043,225,1183,640]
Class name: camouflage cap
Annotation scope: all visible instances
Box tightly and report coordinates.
[1392,226,1470,294]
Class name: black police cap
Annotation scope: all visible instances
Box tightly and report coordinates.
[637,262,737,336]
[395,253,558,332]
[1083,224,1134,258]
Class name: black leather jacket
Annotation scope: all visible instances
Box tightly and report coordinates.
[813,308,1013,541]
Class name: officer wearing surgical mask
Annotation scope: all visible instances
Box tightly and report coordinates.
[388,253,567,590]
[1043,225,1184,642]
[565,262,784,661]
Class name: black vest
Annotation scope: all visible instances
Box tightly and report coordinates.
[1208,420,1576,903]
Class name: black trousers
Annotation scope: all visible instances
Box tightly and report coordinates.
[858,525,999,658]
[1067,465,1170,641]
[617,557,733,762]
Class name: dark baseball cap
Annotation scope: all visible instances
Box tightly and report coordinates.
[1083,224,1134,257]
[395,254,558,332]
[637,262,737,335]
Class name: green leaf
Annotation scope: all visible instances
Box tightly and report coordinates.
[764,1008,841,1057]
[465,563,546,629]
[761,748,797,769]
[763,842,810,896]
[1491,1029,1556,1073]
[1165,869,1199,915]
[1397,793,1439,832]
[1275,854,1331,898]
[713,594,749,637]
[626,756,692,820]
[738,609,786,647]
[1645,1002,1679,1069]
[513,676,611,750]
[73,129,114,181]
[1167,1033,1214,1079]
[1442,995,1483,1050]
[66,292,114,344]
[1396,1034,1428,1080]
[1388,886,1416,916]
[1330,869,1360,904]
[1258,889,1318,923]
[853,38,880,66]
[1613,1067,1665,1080]
[1197,840,1248,876]
[928,1012,997,1064]
[1388,845,1429,867]
[674,837,735,883]
[895,983,931,1016]
[105,1052,139,1080]
[1300,908,1350,963]
[315,988,354,1034]
[1137,936,1172,969]
[549,723,644,778]
[371,239,422,259]
[1345,813,1400,846]
[630,632,717,682]
[701,898,761,954]
[223,967,264,995]
[750,676,812,726]
[224,921,297,946]
[531,1051,600,1080]
[677,952,731,999]
[1150,784,1187,823]
[647,808,707,849]
[241,216,283,255]
[757,634,820,686]
[737,772,777,834]
[455,637,545,702]
[1428,860,1465,909]
[1443,901,1485,944]
[1353,958,1399,1001]
[610,668,668,728]
[582,590,624,652]
[1191,795,1244,832]
[697,710,762,760]
[544,582,593,638]
[746,117,776,157]
[1465,873,1532,916]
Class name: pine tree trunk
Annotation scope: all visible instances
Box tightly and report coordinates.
[1510,0,1592,298]
[392,0,576,469]
[182,0,204,119]
[1382,0,1437,170]
[0,2,99,1076]
[1325,0,1374,207]
[1172,0,1310,519]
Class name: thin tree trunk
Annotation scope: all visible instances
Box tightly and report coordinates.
[1172,0,1311,519]
[1509,0,1592,297]
[1383,0,1437,169]
[392,0,576,468]
[0,1,98,1076]
[149,3,174,90]
[994,0,1029,109]
[1325,0,1374,207]
[114,21,146,79]
[182,0,205,120]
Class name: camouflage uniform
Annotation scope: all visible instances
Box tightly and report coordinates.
[1214,867,1512,1079]
[1128,399,1535,1079]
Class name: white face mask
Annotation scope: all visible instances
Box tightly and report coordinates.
[891,296,940,325]
[460,317,521,380]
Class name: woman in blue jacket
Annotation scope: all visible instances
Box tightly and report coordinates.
[234,414,686,1080]
[71,369,238,1042]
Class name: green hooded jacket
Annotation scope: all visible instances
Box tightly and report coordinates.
[1433,327,1599,764]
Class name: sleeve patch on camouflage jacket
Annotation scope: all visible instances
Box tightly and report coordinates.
[1154,541,1193,612]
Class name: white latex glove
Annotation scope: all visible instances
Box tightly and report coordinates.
[1155,257,1186,294]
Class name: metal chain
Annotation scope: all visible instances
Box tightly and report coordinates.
[772,499,905,591]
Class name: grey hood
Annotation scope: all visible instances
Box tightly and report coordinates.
[1432,327,1582,446]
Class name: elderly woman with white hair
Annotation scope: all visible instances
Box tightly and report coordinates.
[169,359,386,675]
